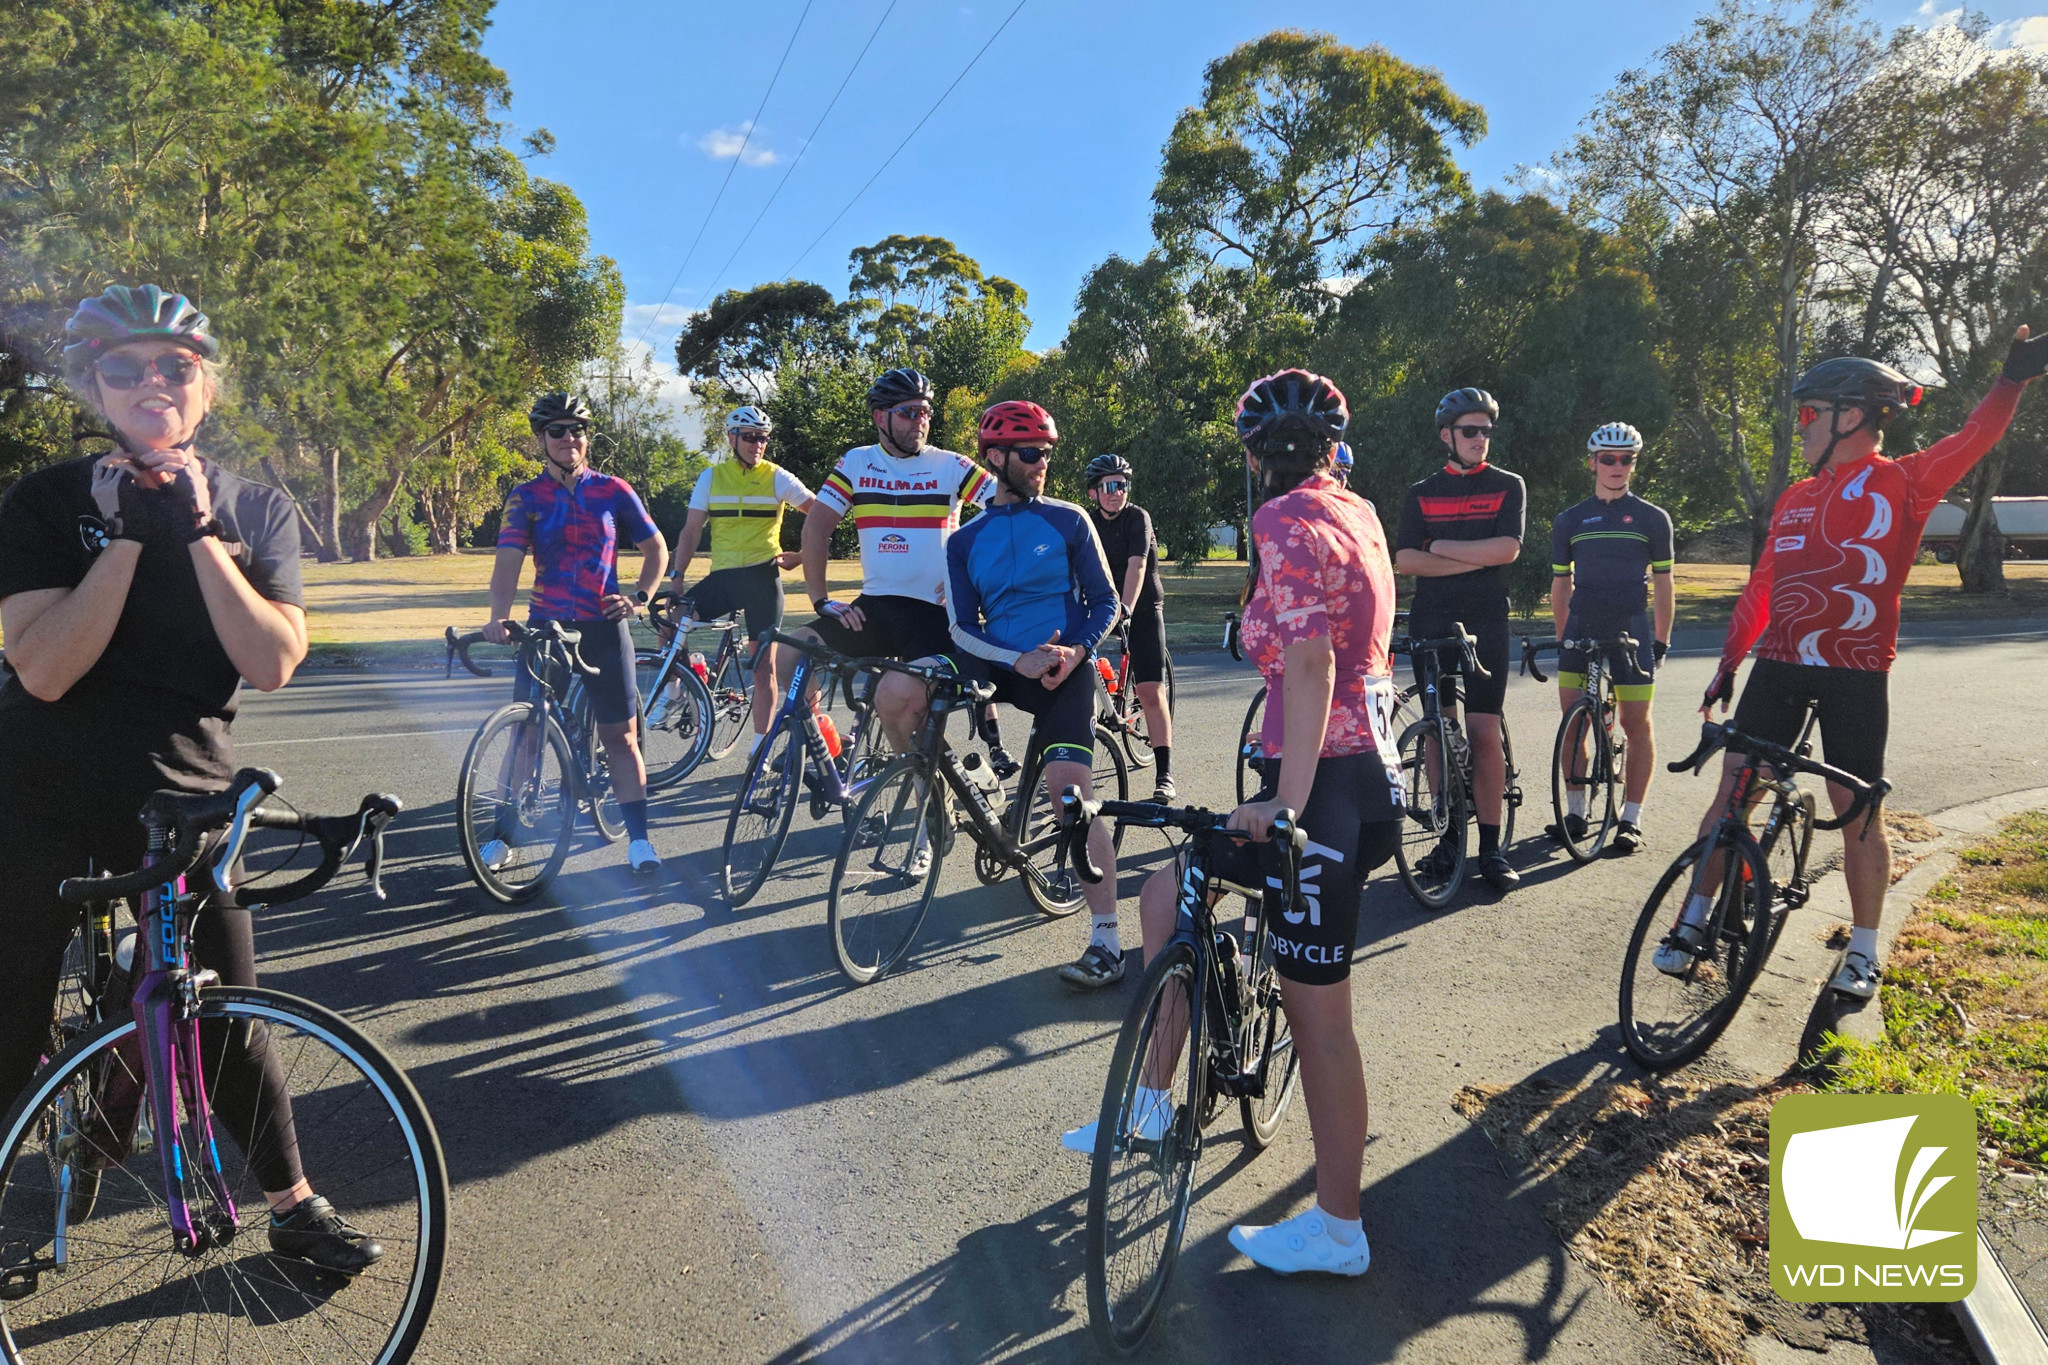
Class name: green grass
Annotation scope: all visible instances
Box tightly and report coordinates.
[1827,811,2048,1165]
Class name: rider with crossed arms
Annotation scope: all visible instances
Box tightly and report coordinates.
[1673,328,2047,996]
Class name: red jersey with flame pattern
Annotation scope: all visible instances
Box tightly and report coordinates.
[1720,379,2023,675]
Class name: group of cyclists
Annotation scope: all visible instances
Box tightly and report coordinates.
[2,281,2044,1301]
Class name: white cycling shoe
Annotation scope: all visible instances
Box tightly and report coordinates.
[478,839,511,872]
[628,838,662,875]
[1228,1208,1372,1277]
[1060,1089,1173,1154]
[1652,919,1709,976]
[1831,950,1880,999]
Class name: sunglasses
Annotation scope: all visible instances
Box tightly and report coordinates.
[1453,424,1494,440]
[1096,479,1130,494]
[1595,453,1636,467]
[733,430,771,445]
[995,446,1049,464]
[97,352,201,390]
[887,403,932,420]
[543,422,589,440]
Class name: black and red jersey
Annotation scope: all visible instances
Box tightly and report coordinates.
[1396,461,1526,618]
[1721,379,2023,675]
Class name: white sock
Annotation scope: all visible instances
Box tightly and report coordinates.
[1680,892,1712,928]
[1621,801,1643,825]
[1319,1212,1364,1247]
[1091,917,1121,956]
[1566,788,1587,818]
[1848,925,1878,961]
[749,730,767,756]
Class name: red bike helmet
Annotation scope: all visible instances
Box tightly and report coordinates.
[978,400,1059,451]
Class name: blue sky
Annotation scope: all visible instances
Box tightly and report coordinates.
[482,0,2048,414]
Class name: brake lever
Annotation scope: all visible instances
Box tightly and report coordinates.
[1856,780,1893,843]
[1269,811,1305,913]
[1519,638,1548,683]
[1060,786,1104,885]
[365,814,389,901]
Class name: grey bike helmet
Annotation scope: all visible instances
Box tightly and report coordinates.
[528,392,594,435]
[63,285,217,386]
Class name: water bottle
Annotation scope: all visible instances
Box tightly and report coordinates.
[960,750,1003,816]
[1095,657,1119,695]
[815,709,843,758]
[688,651,710,683]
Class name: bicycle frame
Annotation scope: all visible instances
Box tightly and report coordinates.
[763,643,883,814]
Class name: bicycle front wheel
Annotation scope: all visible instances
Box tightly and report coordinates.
[1619,834,1775,1071]
[635,650,714,790]
[456,702,576,904]
[0,987,447,1365]
[1235,687,1267,805]
[1238,943,1298,1149]
[721,721,801,907]
[1085,938,1205,1356]
[706,647,751,763]
[1017,727,1129,918]
[1393,718,1467,910]
[827,755,944,985]
[1550,698,1617,863]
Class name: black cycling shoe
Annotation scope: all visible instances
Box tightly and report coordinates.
[1415,835,1462,878]
[988,747,1021,782]
[1547,813,1589,844]
[268,1196,383,1276]
[1476,853,1520,891]
[1608,821,1643,856]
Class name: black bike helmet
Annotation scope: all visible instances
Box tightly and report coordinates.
[63,285,217,386]
[866,367,934,411]
[1235,369,1349,454]
[1085,453,1134,487]
[528,392,594,435]
[1792,357,1922,425]
[1435,387,1499,429]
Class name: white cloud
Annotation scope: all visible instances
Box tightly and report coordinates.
[1988,15,2048,53]
[694,122,777,167]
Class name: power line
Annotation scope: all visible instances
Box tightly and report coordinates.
[629,0,817,356]
[781,0,1030,279]
[670,0,901,352]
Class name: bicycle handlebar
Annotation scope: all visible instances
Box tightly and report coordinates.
[1397,624,1490,680]
[56,769,404,907]
[1056,788,1306,909]
[445,626,491,678]
[649,588,743,636]
[1668,721,1891,834]
[1222,612,1244,663]
[1518,633,1641,684]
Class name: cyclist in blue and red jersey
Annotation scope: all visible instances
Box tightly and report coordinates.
[482,393,669,874]
[942,402,1123,986]
[1669,329,2047,997]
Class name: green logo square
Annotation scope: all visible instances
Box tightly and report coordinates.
[1769,1093,1977,1302]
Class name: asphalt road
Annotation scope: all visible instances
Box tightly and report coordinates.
[224,622,2048,1364]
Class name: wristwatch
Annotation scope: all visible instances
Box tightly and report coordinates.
[811,598,832,615]
[633,589,648,606]
[184,517,225,545]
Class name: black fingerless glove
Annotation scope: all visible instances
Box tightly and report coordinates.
[2005,331,2048,384]
[1702,667,1735,711]
[1652,639,1670,664]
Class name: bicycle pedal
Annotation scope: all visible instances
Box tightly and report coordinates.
[0,1246,48,1301]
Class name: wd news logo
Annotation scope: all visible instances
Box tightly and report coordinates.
[1769,1094,1976,1302]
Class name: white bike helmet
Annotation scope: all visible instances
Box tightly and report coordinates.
[1587,421,1643,454]
[725,404,773,435]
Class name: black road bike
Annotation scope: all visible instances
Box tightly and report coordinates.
[1097,617,1175,772]
[1390,625,1521,909]
[826,667,1129,985]
[1521,632,1640,863]
[1057,791,1305,1354]
[1619,716,1881,1070]
[448,621,625,903]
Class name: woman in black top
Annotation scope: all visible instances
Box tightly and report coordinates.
[0,285,377,1273]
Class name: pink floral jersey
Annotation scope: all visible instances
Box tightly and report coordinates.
[1241,471,1401,763]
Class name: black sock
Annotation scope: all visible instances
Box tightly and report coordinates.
[1478,823,1500,857]
[1154,746,1171,781]
[983,713,1005,752]
[622,799,650,842]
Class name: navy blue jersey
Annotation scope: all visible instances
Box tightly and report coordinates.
[945,498,1118,668]
[1549,492,1674,616]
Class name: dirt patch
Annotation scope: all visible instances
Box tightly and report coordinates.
[1452,1073,1970,1364]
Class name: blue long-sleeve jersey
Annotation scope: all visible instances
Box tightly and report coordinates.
[945,497,1119,668]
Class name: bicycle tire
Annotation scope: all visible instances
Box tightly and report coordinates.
[1016,725,1129,918]
[634,649,714,790]
[706,647,750,763]
[827,755,944,985]
[1499,719,1520,851]
[720,720,801,907]
[0,987,448,1365]
[456,702,576,904]
[564,680,626,845]
[1238,936,1299,1148]
[1757,789,1816,955]
[1618,833,1775,1071]
[1085,938,1205,1356]
[1235,687,1268,805]
[1550,697,1617,863]
[1392,717,1467,910]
